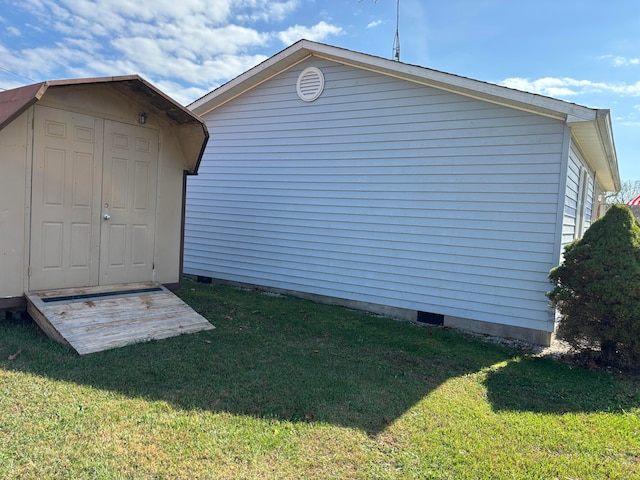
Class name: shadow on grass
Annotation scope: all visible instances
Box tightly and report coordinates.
[483,355,639,414]
[2,282,637,433]
[0,283,504,435]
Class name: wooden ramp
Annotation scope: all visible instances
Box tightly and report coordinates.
[25,282,215,355]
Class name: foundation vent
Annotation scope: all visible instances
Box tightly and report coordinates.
[296,67,324,102]
[417,311,444,326]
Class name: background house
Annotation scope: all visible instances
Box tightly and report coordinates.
[627,195,640,220]
[185,40,619,345]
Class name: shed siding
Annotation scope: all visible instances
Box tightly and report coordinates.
[0,109,29,298]
[185,59,567,332]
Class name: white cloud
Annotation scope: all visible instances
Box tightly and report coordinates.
[57,0,234,25]
[0,42,96,80]
[614,56,639,67]
[7,2,273,83]
[601,55,640,67]
[6,26,21,36]
[618,104,640,127]
[498,78,640,131]
[2,0,346,103]
[277,21,343,45]
[153,79,212,106]
[236,0,299,22]
[500,77,640,98]
[367,19,383,28]
[111,23,268,61]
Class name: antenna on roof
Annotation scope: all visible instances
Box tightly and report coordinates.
[358,0,401,61]
[392,0,400,61]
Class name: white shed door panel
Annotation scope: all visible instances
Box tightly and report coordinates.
[30,106,159,291]
[100,120,158,285]
[30,106,100,290]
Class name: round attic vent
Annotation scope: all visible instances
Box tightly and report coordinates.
[296,67,324,102]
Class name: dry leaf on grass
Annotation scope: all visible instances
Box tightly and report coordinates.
[8,349,21,361]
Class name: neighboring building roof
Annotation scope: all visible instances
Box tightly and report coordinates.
[190,39,620,191]
[627,194,640,206]
[0,75,208,174]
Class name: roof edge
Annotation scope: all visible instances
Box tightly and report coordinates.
[305,40,600,121]
[45,74,142,86]
[595,109,620,191]
[188,40,620,189]
[1,75,209,175]
[0,82,48,131]
[46,75,203,127]
[567,109,620,192]
[189,40,311,114]
[190,39,600,122]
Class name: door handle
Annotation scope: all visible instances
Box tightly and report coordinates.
[103,214,111,220]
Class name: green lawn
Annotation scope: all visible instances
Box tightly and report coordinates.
[1,279,639,479]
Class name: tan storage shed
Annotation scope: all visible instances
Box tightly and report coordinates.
[0,75,212,354]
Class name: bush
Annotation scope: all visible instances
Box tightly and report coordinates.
[548,204,640,370]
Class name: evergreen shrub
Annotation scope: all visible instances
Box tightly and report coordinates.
[548,204,640,370]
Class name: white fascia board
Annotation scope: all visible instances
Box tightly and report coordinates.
[188,39,618,189]
[567,109,620,192]
[189,42,311,115]
[189,40,599,123]
[594,110,620,191]
[305,41,598,122]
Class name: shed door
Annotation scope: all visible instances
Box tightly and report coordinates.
[30,106,100,291]
[99,120,158,285]
[29,106,159,291]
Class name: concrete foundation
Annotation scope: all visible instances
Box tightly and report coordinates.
[188,275,553,347]
[444,315,552,346]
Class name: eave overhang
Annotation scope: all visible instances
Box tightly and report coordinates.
[190,39,620,191]
[567,110,620,191]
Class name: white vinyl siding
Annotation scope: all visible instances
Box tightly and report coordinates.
[562,142,595,245]
[583,171,595,231]
[185,59,567,333]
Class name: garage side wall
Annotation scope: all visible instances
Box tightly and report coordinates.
[0,109,29,299]
[185,58,567,337]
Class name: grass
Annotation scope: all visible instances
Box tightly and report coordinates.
[0,278,638,479]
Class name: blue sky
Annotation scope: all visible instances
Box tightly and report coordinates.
[1,0,639,182]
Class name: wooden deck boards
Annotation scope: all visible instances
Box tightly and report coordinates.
[25,282,215,355]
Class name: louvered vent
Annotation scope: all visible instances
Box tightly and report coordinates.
[296,67,324,102]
